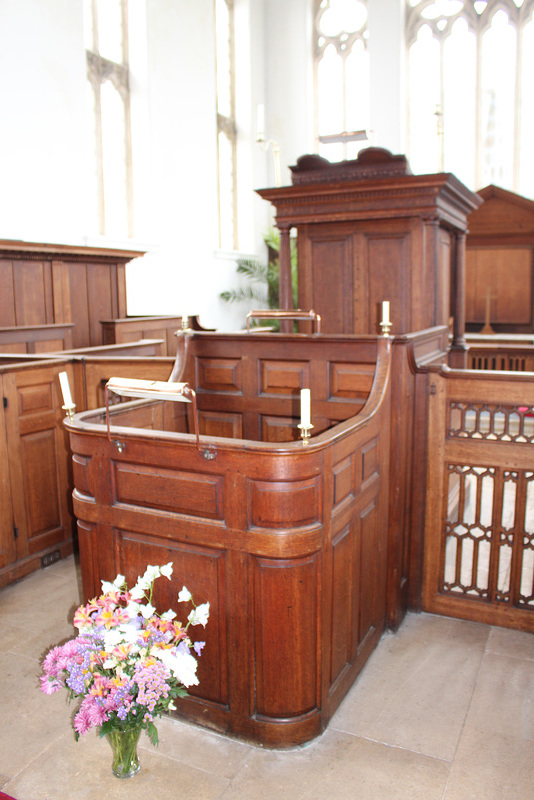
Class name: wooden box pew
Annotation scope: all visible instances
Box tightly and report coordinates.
[65,333,391,748]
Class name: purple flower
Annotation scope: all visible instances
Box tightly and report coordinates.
[193,641,205,656]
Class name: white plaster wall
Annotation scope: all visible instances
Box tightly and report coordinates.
[0,0,88,243]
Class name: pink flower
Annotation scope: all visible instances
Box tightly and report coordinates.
[40,675,63,694]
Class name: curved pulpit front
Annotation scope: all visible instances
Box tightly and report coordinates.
[65,333,391,747]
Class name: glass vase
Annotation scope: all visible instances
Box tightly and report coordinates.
[107,724,142,778]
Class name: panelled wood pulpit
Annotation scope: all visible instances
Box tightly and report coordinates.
[257,148,481,363]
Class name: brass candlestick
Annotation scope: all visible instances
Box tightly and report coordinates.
[297,422,314,445]
[62,403,76,420]
[380,320,392,337]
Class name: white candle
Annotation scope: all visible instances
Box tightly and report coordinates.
[300,388,311,428]
[257,104,265,140]
[382,300,390,326]
[58,371,73,407]
[182,313,189,329]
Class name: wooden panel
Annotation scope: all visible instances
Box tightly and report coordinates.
[332,455,354,509]
[117,533,228,705]
[254,554,319,717]
[330,523,354,686]
[366,231,411,335]
[0,261,16,327]
[329,362,375,399]
[309,235,353,334]
[87,262,115,346]
[260,360,309,395]
[196,357,242,393]
[248,477,321,529]
[68,263,91,348]
[113,462,225,520]
[14,261,48,326]
[21,429,61,553]
[199,410,242,439]
[466,248,532,326]
[261,414,300,443]
[361,438,379,486]
[358,499,380,648]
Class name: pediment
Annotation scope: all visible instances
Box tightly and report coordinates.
[468,185,534,236]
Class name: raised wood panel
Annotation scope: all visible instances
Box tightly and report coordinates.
[254,554,319,717]
[330,523,354,687]
[0,262,16,327]
[329,362,375,399]
[366,231,411,334]
[466,248,532,325]
[260,360,309,395]
[117,533,228,705]
[196,357,242,393]
[358,499,380,649]
[14,261,49,326]
[361,438,378,486]
[68,264,91,348]
[113,462,225,520]
[87,263,116,346]
[261,414,300,443]
[307,234,353,334]
[72,454,92,497]
[199,410,242,439]
[248,477,321,529]
[21,429,61,553]
[332,455,354,509]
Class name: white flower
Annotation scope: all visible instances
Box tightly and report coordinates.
[103,628,124,648]
[140,602,156,619]
[188,601,210,628]
[103,657,117,669]
[160,562,173,579]
[129,583,147,600]
[142,565,160,583]
[158,648,199,687]
[101,573,125,593]
[178,586,192,603]
[161,610,177,620]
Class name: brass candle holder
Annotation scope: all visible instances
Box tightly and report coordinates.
[62,402,76,420]
[297,422,314,445]
[380,320,392,337]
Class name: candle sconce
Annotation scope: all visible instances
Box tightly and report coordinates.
[297,422,314,445]
[62,402,76,420]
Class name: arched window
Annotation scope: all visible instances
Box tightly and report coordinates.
[407,0,534,197]
[84,0,132,237]
[216,0,238,251]
[314,0,370,161]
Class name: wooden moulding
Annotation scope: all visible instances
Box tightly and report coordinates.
[65,336,392,747]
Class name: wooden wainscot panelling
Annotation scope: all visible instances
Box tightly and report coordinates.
[260,359,309,395]
[116,533,228,707]
[195,357,242,394]
[248,477,321,530]
[113,462,225,520]
[253,554,320,719]
[330,522,357,689]
[199,410,242,439]
[329,361,375,399]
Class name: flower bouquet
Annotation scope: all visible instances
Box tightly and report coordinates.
[40,562,209,777]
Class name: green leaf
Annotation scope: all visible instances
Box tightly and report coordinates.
[147,721,159,747]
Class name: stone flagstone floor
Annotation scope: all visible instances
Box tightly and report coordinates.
[0,555,533,800]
